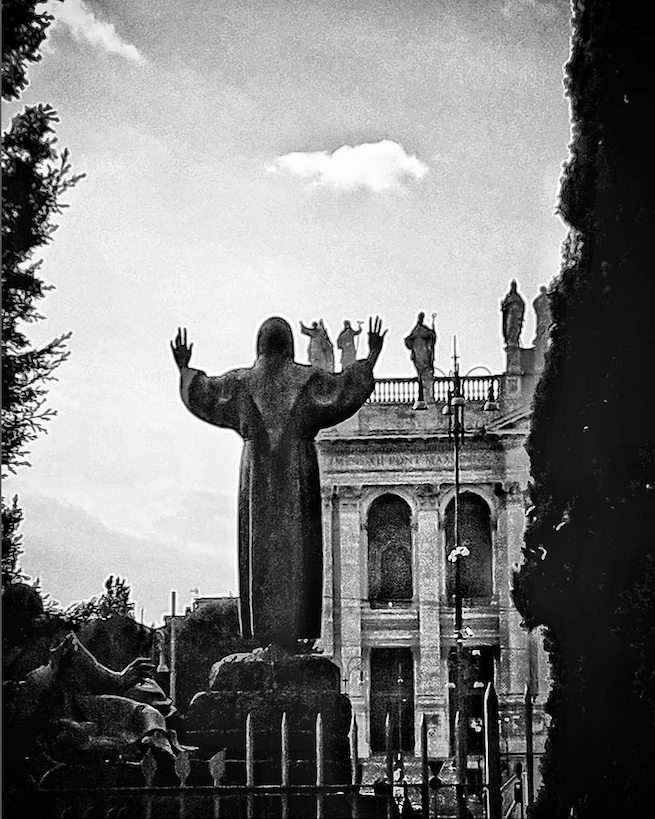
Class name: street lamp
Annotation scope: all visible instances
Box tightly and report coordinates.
[441,336,498,819]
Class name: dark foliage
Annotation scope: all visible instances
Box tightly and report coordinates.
[2,102,82,476]
[2,493,26,585]
[512,2,655,817]
[64,575,136,623]
[2,0,83,599]
[1,0,57,101]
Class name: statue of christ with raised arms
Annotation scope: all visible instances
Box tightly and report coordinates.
[171,316,386,652]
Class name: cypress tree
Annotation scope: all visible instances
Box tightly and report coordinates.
[513,3,655,816]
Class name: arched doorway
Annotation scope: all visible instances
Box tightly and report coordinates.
[370,647,415,753]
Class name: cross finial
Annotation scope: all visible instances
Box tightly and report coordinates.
[451,335,459,376]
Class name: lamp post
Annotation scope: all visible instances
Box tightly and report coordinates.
[441,336,499,819]
[442,337,469,818]
[396,662,406,754]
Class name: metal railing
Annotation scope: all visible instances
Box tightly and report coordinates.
[7,688,510,819]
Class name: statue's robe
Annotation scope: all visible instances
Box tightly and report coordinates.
[404,323,436,376]
[180,355,375,648]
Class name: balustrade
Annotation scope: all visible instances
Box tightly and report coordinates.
[369,376,501,405]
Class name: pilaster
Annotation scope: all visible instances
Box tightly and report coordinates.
[334,485,367,754]
[414,484,448,756]
[498,482,530,697]
[321,485,336,658]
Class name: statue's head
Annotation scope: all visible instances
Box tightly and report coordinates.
[257,317,294,359]
[418,311,425,323]
[344,320,351,329]
[510,279,518,291]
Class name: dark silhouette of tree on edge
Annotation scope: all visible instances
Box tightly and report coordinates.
[2,0,84,587]
[512,2,655,817]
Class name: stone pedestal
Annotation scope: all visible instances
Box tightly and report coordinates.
[186,644,352,816]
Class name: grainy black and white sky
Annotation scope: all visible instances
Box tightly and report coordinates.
[4,0,572,622]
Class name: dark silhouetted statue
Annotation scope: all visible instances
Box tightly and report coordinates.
[404,311,437,405]
[337,320,363,369]
[172,317,386,651]
[532,285,552,347]
[501,280,525,347]
[300,319,334,371]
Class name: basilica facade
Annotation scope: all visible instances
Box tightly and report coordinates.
[316,290,550,769]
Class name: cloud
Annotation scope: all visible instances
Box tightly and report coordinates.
[48,0,145,63]
[266,140,429,192]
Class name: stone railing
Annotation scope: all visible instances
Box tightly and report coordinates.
[369,375,501,405]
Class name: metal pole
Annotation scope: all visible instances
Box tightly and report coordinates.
[281,712,289,819]
[350,713,360,819]
[452,339,468,819]
[385,712,394,819]
[246,712,255,819]
[397,662,403,753]
[421,715,430,819]
[316,713,325,819]
[483,683,502,819]
[524,684,535,806]
[170,590,177,705]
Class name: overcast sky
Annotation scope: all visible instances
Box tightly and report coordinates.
[4,0,572,623]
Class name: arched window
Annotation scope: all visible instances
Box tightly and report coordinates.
[445,492,493,602]
[368,494,413,605]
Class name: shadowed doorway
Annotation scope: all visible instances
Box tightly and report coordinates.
[370,647,415,753]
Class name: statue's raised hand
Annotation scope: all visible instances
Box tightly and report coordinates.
[367,316,387,367]
[171,327,194,370]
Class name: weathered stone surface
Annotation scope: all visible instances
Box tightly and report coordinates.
[186,647,352,789]
[315,341,549,764]
[173,317,385,650]
[207,644,340,692]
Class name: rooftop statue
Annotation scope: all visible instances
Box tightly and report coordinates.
[172,316,386,652]
[501,279,525,348]
[318,319,335,372]
[337,320,363,370]
[404,312,437,406]
[300,319,334,371]
[533,285,552,347]
[404,311,437,378]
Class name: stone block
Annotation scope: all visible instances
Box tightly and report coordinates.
[186,646,353,789]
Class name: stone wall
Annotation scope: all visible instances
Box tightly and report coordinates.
[317,387,549,764]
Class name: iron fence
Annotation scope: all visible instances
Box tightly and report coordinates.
[7,689,514,819]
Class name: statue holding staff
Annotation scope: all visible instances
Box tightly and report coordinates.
[300,319,334,371]
[337,320,363,369]
[404,311,437,404]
